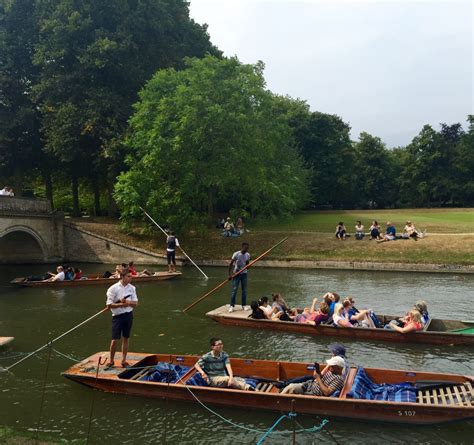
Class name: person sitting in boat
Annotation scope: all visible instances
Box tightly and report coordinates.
[280,355,345,396]
[385,310,424,333]
[250,301,266,319]
[341,298,375,328]
[293,297,321,324]
[323,292,341,318]
[194,338,253,390]
[271,293,290,313]
[108,264,127,279]
[64,265,74,280]
[259,296,280,320]
[305,301,330,326]
[321,344,347,375]
[43,266,65,282]
[414,300,429,325]
[73,267,85,280]
[333,303,353,327]
[128,261,151,277]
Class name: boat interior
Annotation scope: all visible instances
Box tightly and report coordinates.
[116,354,473,407]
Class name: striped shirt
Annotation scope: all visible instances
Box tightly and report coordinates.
[303,371,344,396]
[197,351,230,377]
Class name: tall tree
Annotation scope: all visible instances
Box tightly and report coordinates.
[0,0,44,196]
[115,56,309,232]
[33,0,220,215]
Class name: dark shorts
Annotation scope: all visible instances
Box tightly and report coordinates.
[167,250,176,265]
[111,311,133,340]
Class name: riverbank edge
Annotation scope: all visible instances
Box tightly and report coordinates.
[196,259,474,274]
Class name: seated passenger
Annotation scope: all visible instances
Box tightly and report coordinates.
[322,344,347,375]
[386,310,423,333]
[258,296,279,319]
[323,292,340,318]
[271,293,289,313]
[342,298,375,328]
[280,355,345,396]
[414,300,429,325]
[333,303,353,327]
[305,301,330,326]
[250,301,265,319]
[128,261,151,277]
[64,266,74,280]
[44,266,65,282]
[194,337,253,390]
[73,267,84,280]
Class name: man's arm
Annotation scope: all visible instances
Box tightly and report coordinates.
[194,361,209,383]
[225,363,234,386]
[228,259,235,278]
[314,374,335,396]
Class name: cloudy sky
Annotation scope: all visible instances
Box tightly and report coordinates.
[189,0,473,147]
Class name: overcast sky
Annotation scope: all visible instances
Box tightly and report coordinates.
[189,0,473,147]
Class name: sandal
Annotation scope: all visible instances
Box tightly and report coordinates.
[121,361,130,368]
[104,362,115,370]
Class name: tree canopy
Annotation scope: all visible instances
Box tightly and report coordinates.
[115,55,310,231]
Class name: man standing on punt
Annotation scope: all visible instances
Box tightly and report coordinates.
[105,268,138,369]
[228,242,250,312]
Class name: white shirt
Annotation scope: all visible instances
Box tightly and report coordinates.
[52,271,65,281]
[0,188,8,196]
[106,281,138,316]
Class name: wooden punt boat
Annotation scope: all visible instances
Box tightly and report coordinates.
[10,271,182,288]
[206,306,474,346]
[62,352,474,425]
[0,337,14,347]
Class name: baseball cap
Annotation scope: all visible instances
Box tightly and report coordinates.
[329,344,346,358]
[326,356,345,368]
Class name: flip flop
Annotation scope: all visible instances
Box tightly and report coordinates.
[121,361,130,368]
[104,363,115,370]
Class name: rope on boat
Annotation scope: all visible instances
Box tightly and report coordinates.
[182,383,329,437]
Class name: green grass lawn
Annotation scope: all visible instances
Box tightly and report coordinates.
[72,209,474,266]
[251,209,474,233]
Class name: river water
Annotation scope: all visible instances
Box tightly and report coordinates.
[0,264,473,444]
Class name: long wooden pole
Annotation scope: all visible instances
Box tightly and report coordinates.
[182,237,288,313]
[140,206,209,280]
[3,307,108,372]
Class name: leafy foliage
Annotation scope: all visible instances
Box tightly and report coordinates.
[115,56,310,231]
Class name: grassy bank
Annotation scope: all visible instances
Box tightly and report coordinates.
[71,209,474,266]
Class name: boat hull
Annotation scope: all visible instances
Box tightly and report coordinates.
[206,306,474,346]
[10,272,182,288]
[62,352,474,425]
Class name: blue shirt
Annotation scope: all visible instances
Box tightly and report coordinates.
[386,226,396,236]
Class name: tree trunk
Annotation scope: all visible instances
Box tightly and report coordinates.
[44,171,54,209]
[92,177,101,216]
[106,167,118,216]
[72,175,80,217]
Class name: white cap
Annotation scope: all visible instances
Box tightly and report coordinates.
[326,356,345,368]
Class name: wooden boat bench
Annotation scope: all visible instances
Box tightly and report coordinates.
[417,382,474,406]
[256,382,279,393]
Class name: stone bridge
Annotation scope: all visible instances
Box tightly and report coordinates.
[0,196,64,263]
[0,196,168,265]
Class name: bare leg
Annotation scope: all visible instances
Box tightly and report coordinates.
[108,339,118,366]
[121,337,129,366]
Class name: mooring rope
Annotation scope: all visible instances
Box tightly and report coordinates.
[182,382,328,437]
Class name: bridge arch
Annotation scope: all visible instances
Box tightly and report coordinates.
[0,225,48,263]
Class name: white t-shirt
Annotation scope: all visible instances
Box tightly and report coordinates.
[106,281,138,316]
[232,251,250,274]
[52,271,65,281]
[260,305,273,317]
[333,314,344,326]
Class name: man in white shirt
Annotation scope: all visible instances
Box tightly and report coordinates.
[44,265,65,282]
[105,268,138,369]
